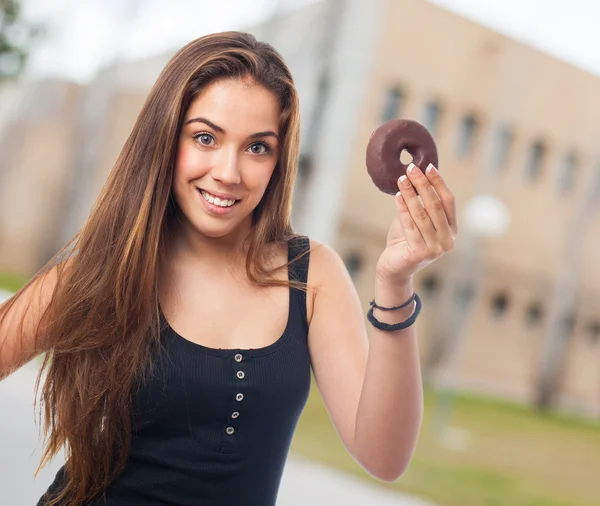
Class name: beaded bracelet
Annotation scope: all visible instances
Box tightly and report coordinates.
[367,292,422,332]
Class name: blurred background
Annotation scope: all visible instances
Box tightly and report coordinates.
[1,0,600,504]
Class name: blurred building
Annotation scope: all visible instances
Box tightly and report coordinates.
[1,0,599,417]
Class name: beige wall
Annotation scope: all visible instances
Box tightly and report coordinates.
[0,85,151,275]
[0,81,83,274]
[334,0,600,415]
[90,90,150,199]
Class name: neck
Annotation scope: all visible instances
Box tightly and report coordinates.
[170,215,254,272]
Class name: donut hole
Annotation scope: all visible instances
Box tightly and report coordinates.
[399,149,414,165]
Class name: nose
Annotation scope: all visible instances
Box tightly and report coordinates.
[211,146,241,186]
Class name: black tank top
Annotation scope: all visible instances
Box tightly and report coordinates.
[38,236,312,506]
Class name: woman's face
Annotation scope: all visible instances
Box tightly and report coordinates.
[173,78,281,240]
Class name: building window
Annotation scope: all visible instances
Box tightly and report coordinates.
[344,251,363,280]
[455,281,474,310]
[298,153,314,178]
[491,125,513,171]
[420,274,441,298]
[491,292,509,318]
[382,86,405,122]
[456,114,478,157]
[525,140,546,181]
[422,100,442,136]
[588,322,600,344]
[561,314,576,336]
[525,301,543,326]
[557,151,578,195]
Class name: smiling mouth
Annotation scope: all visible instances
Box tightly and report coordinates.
[198,189,240,208]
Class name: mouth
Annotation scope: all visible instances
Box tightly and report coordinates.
[197,189,240,209]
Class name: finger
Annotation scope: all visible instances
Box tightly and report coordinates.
[394,190,427,251]
[397,171,438,248]
[424,163,459,237]
[406,163,454,249]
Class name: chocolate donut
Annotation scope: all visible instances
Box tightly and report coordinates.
[366,119,438,195]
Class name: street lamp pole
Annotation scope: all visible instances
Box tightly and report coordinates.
[535,162,600,409]
[430,194,510,439]
[427,45,527,441]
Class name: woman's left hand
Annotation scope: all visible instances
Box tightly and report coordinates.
[376,162,458,285]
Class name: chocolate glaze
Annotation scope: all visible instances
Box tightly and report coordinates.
[366,119,438,194]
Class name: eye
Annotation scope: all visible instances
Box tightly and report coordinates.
[193,132,215,146]
[248,142,270,155]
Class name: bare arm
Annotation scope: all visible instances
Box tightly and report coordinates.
[0,266,62,380]
[307,163,457,482]
[307,244,422,482]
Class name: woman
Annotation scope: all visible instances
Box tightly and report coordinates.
[0,32,457,505]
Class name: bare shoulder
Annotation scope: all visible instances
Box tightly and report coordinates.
[259,237,351,324]
[304,239,356,324]
[306,238,349,288]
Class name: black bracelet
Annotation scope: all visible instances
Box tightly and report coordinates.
[369,292,416,311]
[367,292,422,332]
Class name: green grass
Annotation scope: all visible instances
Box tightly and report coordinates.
[0,272,27,292]
[291,380,600,506]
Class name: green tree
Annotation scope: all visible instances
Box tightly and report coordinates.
[0,0,41,79]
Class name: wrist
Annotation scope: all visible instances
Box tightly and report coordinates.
[375,262,413,287]
[372,276,415,324]
[374,273,414,299]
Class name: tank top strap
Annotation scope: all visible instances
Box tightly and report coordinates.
[287,235,310,284]
[287,235,310,334]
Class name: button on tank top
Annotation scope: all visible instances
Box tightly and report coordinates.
[38,235,312,506]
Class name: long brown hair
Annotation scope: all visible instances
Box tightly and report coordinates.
[0,31,305,505]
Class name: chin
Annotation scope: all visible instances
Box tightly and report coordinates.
[189,213,252,241]
[195,225,236,239]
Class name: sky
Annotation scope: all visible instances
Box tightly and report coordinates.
[427,0,600,77]
[21,0,319,81]
[20,0,600,82]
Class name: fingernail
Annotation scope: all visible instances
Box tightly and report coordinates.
[400,175,409,186]
[426,163,437,173]
[407,163,415,173]
[395,191,401,197]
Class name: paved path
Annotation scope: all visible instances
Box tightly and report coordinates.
[0,361,436,506]
[278,454,437,506]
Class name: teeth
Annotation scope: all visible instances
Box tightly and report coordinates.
[200,190,236,208]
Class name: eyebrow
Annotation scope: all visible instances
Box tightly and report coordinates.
[183,116,279,141]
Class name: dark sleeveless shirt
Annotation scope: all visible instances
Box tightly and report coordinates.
[38,236,312,506]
